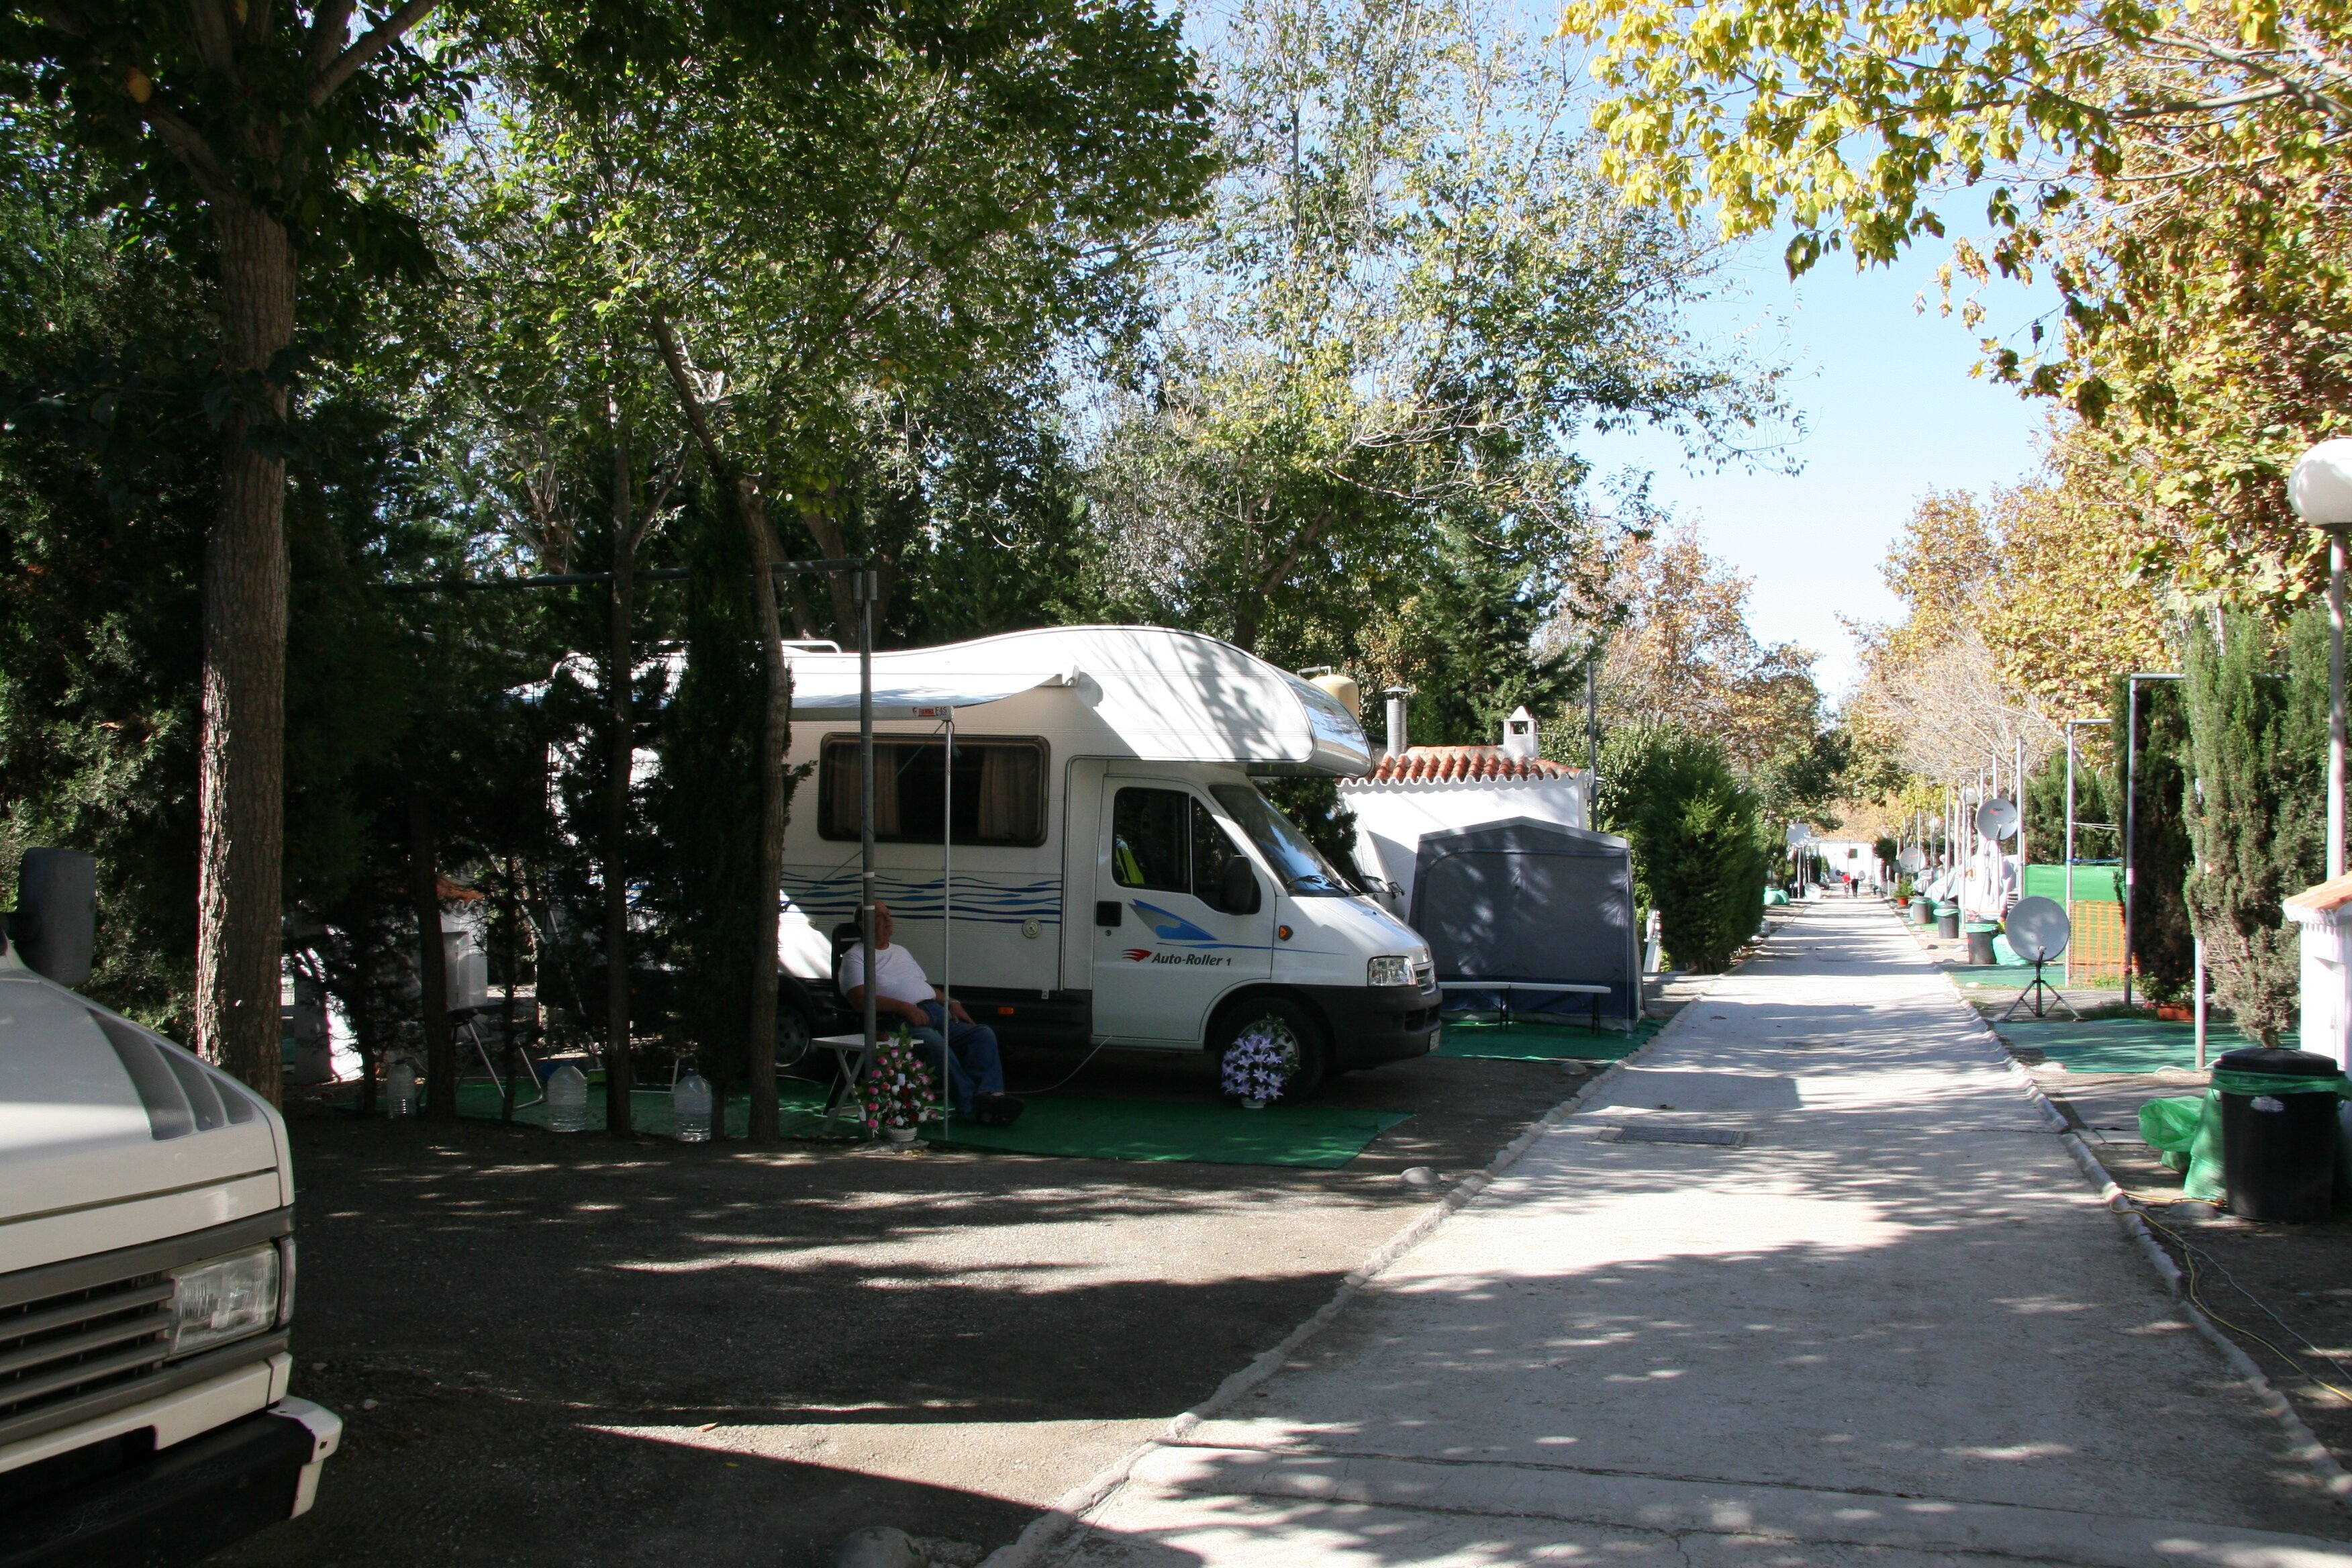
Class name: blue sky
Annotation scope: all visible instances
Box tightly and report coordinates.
[1579,239,2058,699]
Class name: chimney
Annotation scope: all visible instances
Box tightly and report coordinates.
[1383,687,1411,761]
[1501,705,1538,763]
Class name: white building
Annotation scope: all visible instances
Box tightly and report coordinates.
[1338,705,1590,916]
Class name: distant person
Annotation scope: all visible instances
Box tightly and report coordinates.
[841,901,1024,1126]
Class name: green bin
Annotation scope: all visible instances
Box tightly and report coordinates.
[1963,921,1999,966]
[1935,903,1959,940]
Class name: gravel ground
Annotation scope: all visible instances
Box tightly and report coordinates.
[209,1034,1657,1568]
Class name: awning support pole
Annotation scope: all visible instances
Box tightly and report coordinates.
[859,570,878,1091]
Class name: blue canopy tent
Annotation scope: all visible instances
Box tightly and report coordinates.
[1407,818,1641,1028]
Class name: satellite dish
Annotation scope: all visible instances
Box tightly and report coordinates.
[2004,895,2071,962]
[1898,846,1924,873]
[1975,797,2021,842]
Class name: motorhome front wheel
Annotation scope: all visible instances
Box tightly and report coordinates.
[1212,997,1328,1101]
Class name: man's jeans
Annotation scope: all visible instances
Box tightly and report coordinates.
[909,1001,1004,1113]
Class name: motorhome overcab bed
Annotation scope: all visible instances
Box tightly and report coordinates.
[773,626,1442,1094]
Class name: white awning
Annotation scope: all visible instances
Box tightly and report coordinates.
[785,663,1067,720]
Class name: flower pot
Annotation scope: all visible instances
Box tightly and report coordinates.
[2155,1003,2192,1022]
[883,1125,919,1144]
[1241,1099,1267,1111]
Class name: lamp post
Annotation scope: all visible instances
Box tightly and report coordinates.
[2289,438,2352,880]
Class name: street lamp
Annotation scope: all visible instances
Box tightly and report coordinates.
[2288,438,2352,879]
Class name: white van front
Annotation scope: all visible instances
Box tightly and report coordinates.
[0,852,338,1568]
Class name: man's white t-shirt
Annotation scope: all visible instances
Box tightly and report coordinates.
[839,941,934,1008]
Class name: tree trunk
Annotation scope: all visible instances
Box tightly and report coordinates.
[193,197,296,1104]
[742,484,789,1142]
[407,796,456,1118]
[795,507,859,636]
[605,421,637,1136]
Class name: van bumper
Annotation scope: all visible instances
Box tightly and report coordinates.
[0,1398,340,1568]
[1302,982,1443,1068]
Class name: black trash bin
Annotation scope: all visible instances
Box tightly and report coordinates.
[1964,921,1998,966]
[1935,903,1959,940]
[2214,1048,2345,1222]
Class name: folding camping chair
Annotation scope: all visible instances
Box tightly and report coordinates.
[456,1003,546,1110]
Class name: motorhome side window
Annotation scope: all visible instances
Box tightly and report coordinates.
[1112,789,1244,903]
[818,737,1048,846]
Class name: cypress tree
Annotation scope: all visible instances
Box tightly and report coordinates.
[644,513,766,1135]
[2181,609,2326,1045]
[2114,672,2196,1003]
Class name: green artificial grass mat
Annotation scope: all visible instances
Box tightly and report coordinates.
[454,1079,856,1140]
[1993,1018,2296,1073]
[1432,1016,1661,1062]
[926,1095,1410,1167]
[452,1079,1406,1167]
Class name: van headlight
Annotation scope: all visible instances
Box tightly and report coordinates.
[1368,954,1416,987]
[170,1245,282,1355]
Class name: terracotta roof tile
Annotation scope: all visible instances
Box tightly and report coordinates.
[2286,871,2352,916]
[1364,746,1579,784]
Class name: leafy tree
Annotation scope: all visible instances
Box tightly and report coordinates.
[1581,521,1826,776]
[2181,607,2326,1042]
[1088,0,1780,660]
[1556,0,2352,609]
[0,0,460,1097]
[483,0,1210,1137]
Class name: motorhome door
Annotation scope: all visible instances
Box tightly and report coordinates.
[1093,783,1274,1043]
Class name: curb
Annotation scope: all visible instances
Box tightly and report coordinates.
[974,932,1757,1568]
[1951,961,2352,1503]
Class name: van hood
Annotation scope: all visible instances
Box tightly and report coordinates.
[0,966,286,1226]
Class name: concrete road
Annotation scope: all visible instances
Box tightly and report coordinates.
[1051,901,2352,1567]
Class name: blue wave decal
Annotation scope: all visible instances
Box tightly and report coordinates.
[1129,899,1268,953]
[779,868,1061,928]
[1130,898,1220,944]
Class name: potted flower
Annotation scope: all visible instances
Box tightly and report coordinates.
[861,1027,939,1143]
[1220,1026,1297,1110]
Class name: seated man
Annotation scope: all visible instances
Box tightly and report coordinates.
[840,901,1023,1126]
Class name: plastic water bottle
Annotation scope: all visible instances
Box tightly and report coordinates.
[384,1061,415,1118]
[672,1069,712,1143]
[546,1063,591,1132]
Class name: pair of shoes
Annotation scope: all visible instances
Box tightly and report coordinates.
[972,1092,1026,1128]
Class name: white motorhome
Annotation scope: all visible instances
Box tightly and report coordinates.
[0,850,338,1565]
[769,626,1440,1093]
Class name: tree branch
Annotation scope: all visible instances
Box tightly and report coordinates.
[142,101,236,201]
[189,0,241,77]
[306,0,356,75]
[309,0,439,105]
[26,1,89,37]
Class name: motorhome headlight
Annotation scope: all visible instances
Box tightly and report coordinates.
[170,1245,281,1356]
[1367,953,1416,988]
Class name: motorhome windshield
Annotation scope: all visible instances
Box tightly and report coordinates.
[1209,785,1353,897]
